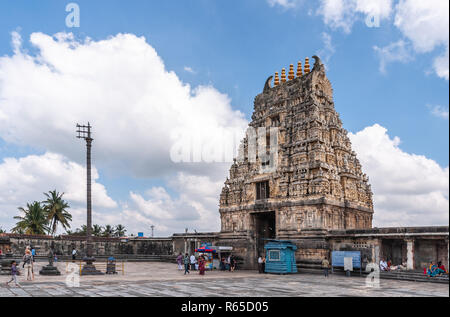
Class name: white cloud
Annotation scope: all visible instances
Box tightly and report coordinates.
[316,32,336,68]
[184,66,196,74]
[0,32,248,179]
[394,0,449,79]
[427,104,449,119]
[373,40,414,73]
[267,0,302,9]
[0,152,117,232]
[349,124,449,227]
[123,172,223,236]
[317,0,393,33]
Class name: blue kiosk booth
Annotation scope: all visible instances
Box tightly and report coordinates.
[264,240,298,274]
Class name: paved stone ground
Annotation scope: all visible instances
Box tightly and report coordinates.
[0,262,448,297]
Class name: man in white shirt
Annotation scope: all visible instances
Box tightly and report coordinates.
[72,248,77,261]
[190,254,196,271]
[379,258,388,271]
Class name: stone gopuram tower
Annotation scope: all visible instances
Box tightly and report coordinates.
[218,56,374,269]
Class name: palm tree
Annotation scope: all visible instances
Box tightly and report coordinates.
[114,224,126,237]
[42,190,72,236]
[12,202,50,235]
[102,225,114,237]
[93,224,103,237]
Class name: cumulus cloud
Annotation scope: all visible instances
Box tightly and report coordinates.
[349,124,449,227]
[0,152,117,232]
[120,172,224,236]
[0,31,248,179]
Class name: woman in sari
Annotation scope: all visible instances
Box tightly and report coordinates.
[198,256,206,275]
[427,261,446,277]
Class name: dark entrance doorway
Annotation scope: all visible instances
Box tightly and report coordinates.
[253,211,276,258]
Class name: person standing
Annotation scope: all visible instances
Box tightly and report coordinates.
[176,253,183,271]
[322,257,330,278]
[230,254,236,272]
[190,254,196,271]
[6,261,20,287]
[23,248,33,281]
[31,247,36,262]
[262,256,266,274]
[198,256,206,275]
[258,255,264,274]
[184,253,190,275]
[72,248,77,261]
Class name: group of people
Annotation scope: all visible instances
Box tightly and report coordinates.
[379,258,407,272]
[176,253,208,275]
[220,255,236,272]
[425,261,448,277]
[6,246,36,287]
[176,253,237,275]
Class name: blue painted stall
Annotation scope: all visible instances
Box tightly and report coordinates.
[331,251,362,275]
[264,240,298,274]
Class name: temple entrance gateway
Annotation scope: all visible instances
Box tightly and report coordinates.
[253,211,276,259]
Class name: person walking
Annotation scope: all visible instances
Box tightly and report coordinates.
[262,256,266,274]
[322,257,330,278]
[176,253,183,271]
[6,261,20,287]
[183,253,190,275]
[190,254,196,271]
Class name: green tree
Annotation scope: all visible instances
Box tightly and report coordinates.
[102,225,114,237]
[42,190,72,236]
[0,227,6,234]
[114,224,126,237]
[93,224,103,237]
[12,202,50,235]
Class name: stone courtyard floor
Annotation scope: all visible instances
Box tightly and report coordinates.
[0,262,448,297]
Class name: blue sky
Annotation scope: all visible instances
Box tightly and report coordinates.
[0,0,448,235]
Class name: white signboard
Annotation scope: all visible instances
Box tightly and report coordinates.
[344,257,353,271]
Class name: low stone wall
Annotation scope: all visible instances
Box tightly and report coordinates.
[0,234,173,257]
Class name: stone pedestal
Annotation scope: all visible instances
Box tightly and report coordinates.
[39,264,61,276]
[80,256,103,275]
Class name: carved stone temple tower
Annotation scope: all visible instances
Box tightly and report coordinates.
[218,56,374,269]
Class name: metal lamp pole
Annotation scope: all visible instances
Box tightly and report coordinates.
[76,123,102,275]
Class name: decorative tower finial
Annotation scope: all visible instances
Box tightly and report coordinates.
[297,61,303,77]
[288,64,295,80]
[274,72,279,86]
[304,57,310,74]
[281,68,286,83]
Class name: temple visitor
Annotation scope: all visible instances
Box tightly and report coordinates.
[322,257,330,278]
[426,261,446,277]
[198,256,206,275]
[438,261,448,274]
[190,254,197,271]
[176,253,183,271]
[220,257,226,271]
[72,248,77,261]
[31,247,36,262]
[230,254,236,272]
[380,258,389,271]
[258,255,264,273]
[183,253,190,275]
[22,247,34,281]
[5,260,20,287]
